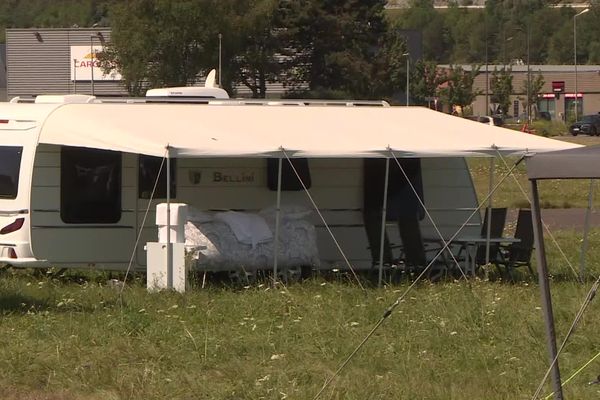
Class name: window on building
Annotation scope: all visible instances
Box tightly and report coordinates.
[61,146,121,223]
[138,155,176,199]
[0,146,23,199]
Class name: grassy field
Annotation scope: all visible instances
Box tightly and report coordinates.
[2,134,600,399]
[1,260,600,400]
[469,135,600,209]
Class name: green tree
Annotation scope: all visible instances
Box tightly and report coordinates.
[489,66,513,116]
[228,0,282,98]
[438,65,481,115]
[278,0,388,99]
[98,0,225,95]
[521,72,544,119]
[409,60,447,107]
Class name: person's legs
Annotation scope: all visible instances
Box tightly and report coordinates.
[363,209,393,265]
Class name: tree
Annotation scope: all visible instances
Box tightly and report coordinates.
[409,60,447,107]
[489,66,513,116]
[438,65,481,115]
[98,0,226,95]
[278,0,388,99]
[228,0,282,98]
[521,72,544,119]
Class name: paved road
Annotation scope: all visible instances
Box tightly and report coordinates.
[507,208,600,231]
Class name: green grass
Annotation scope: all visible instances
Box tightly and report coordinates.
[469,135,600,209]
[2,224,600,400]
[3,136,600,399]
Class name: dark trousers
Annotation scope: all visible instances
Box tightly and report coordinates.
[363,208,393,265]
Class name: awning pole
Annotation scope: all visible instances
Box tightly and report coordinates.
[273,156,283,284]
[166,146,172,289]
[378,158,390,287]
[579,179,595,282]
[530,179,564,400]
[485,157,495,265]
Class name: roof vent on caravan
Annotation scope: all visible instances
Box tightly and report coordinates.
[9,94,97,104]
[34,95,97,104]
[145,69,229,102]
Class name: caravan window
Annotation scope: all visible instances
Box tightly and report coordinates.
[138,155,176,199]
[0,146,23,199]
[60,147,122,223]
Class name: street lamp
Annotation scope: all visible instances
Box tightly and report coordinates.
[218,33,222,88]
[514,25,531,124]
[406,55,410,107]
[526,24,531,125]
[90,35,95,95]
[574,8,590,122]
[484,13,489,115]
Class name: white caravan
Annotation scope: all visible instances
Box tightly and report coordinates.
[0,95,579,272]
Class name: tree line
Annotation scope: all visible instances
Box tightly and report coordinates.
[1,0,599,106]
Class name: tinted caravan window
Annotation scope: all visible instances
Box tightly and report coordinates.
[0,146,23,199]
[61,147,121,223]
[138,155,176,199]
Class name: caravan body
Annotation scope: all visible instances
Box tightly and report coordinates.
[0,97,579,271]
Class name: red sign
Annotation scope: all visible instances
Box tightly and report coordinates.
[552,81,565,92]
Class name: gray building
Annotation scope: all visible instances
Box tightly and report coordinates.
[6,28,127,99]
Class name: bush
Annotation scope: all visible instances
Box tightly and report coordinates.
[531,119,567,137]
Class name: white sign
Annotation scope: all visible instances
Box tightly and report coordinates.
[70,45,122,81]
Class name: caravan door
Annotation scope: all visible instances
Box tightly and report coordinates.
[29,145,137,269]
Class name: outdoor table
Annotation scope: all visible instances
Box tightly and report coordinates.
[424,236,521,276]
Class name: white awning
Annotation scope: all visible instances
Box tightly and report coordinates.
[36,103,580,158]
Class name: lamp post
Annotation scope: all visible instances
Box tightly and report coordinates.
[574,8,590,122]
[484,12,489,115]
[526,23,531,125]
[90,35,95,95]
[218,33,222,87]
[403,52,410,106]
[515,24,531,124]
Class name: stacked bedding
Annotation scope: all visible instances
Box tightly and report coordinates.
[184,206,320,270]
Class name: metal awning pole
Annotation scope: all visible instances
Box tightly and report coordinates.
[273,156,283,283]
[378,158,390,287]
[166,146,172,289]
[485,157,495,265]
[580,179,595,281]
[530,179,564,400]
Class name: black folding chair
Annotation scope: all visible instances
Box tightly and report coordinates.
[397,216,447,280]
[475,207,508,266]
[498,209,535,278]
[455,207,507,272]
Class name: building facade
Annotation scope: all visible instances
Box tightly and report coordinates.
[467,64,600,121]
[6,28,126,99]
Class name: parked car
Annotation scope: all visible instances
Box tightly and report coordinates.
[465,115,504,127]
[569,114,600,136]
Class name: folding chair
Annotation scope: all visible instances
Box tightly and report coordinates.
[396,216,447,280]
[498,209,535,278]
[475,207,508,266]
[455,207,507,272]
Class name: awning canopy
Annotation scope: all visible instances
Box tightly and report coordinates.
[526,145,600,180]
[35,103,580,158]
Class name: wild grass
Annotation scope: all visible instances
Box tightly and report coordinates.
[468,156,600,210]
[2,225,600,400]
[2,137,600,399]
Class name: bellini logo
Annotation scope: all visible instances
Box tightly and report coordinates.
[213,171,255,183]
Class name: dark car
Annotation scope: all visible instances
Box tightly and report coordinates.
[570,114,600,136]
